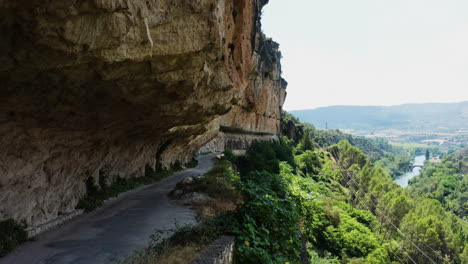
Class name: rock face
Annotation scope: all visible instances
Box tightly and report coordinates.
[0,0,286,226]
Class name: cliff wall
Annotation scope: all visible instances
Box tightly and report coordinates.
[0,0,285,226]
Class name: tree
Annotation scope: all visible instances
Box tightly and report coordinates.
[295,150,321,176]
[302,130,314,151]
[426,149,430,161]
[328,140,367,170]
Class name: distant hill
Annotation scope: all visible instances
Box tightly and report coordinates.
[290,102,468,133]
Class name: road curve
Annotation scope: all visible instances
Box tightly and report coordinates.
[0,153,217,264]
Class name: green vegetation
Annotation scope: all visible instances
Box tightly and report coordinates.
[227,138,466,263]
[312,129,394,157]
[131,113,467,264]
[223,114,467,263]
[189,160,240,202]
[0,219,28,257]
[235,169,301,263]
[234,139,295,176]
[374,154,412,179]
[409,148,468,220]
[390,142,438,156]
[228,140,384,263]
[282,111,399,160]
[284,113,440,180]
[389,142,430,149]
[77,159,197,212]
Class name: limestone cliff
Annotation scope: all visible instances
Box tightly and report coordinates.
[0,0,286,226]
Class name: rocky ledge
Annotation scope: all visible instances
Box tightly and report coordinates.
[0,0,285,226]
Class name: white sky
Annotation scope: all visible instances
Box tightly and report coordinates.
[262,0,468,110]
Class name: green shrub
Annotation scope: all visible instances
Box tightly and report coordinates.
[327,140,367,170]
[234,171,301,263]
[295,150,322,177]
[0,219,28,257]
[190,161,240,201]
[223,149,237,163]
[235,139,295,177]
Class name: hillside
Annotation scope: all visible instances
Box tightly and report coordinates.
[127,128,467,263]
[291,101,468,132]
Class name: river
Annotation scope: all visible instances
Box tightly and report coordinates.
[394,155,425,188]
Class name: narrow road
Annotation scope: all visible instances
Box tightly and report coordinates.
[0,154,217,264]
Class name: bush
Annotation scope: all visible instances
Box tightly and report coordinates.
[190,161,240,202]
[295,150,322,177]
[223,149,237,163]
[0,219,28,257]
[234,171,301,263]
[235,139,295,177]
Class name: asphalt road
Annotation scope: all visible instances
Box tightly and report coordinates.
[0,154,216,264]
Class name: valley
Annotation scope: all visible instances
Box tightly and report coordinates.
[291,102,468,153]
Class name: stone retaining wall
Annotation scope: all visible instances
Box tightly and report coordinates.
[191,236,235,264]
[26,210,84,237]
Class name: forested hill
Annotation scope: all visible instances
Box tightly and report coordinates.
[281,111,399,161]
[408,148,468,220]
[222,115,467,263]
[290,101,468,132]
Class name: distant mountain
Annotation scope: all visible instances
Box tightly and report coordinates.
[290,102,468,132]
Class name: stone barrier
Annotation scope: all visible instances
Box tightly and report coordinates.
[26,210,84,237]
[191,236,235,264]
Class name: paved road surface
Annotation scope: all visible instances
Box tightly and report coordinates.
[0,154,216,264]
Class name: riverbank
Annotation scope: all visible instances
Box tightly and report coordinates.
[393,155,425,187]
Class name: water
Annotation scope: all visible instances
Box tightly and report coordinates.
[394,155,425,188]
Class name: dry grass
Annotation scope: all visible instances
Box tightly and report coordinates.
[136,244,205,264]
[179,160,241,219]
[190,161,240,202]
[193,200,238,219]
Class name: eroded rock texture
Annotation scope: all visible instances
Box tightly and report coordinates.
[0,0,286,226]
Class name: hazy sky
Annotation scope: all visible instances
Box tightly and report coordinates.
[262,0,468,110]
